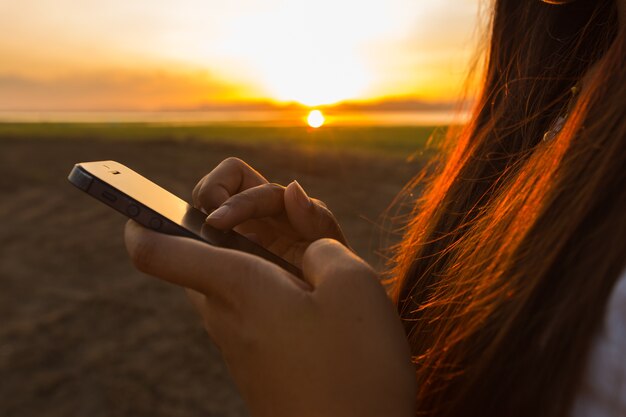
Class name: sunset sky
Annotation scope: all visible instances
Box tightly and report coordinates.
[0,0,481,111]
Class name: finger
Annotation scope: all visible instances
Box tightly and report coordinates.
[301,238,375,289]
[284,181,348,244]
[124,220,298,306]
[205,183,286,230]
[192,157,267,211]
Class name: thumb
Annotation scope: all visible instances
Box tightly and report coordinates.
[284,181,348,244]
[123,220,302,306]
[301,238,375,289]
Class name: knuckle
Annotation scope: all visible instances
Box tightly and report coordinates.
[196,183,218,209]
[263,183,286,201]
[222,156,244,166]
[221,156,248,172]
[197,179,210,198]
[266,182,285,193]
[308,236,336,251]
[196,181,229,210]
[307,238,377,283]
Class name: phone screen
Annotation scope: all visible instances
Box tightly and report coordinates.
[68,160,302,278]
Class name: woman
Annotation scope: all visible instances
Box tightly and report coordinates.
[124,0,626,416]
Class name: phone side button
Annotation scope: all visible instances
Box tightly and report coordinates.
[102,191,117,203]
[126,204,140,217]
[149,217,162,230]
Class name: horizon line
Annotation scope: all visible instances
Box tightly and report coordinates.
[0,97,471,114]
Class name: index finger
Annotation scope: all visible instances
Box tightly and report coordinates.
[192,157,268,211]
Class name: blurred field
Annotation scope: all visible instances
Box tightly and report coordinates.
[0,123,440,158]
[0,123,437,417]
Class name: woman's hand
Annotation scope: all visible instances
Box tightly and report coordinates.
[124,221,416,417]
[192,157,348,266]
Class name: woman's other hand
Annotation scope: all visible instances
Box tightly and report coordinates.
[192,157,348,266]
[124,221,416,417]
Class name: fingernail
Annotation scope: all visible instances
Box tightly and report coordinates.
[207,205,229,220]
[292,181,312,210]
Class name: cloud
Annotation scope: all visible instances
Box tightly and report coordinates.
[0,68,246,111]
[325,98,459,112]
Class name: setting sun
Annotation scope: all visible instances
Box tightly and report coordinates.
[307,110,325,128]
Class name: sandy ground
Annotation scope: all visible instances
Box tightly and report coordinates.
[0,136,423,416]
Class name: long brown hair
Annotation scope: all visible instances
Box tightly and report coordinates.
[389,1,626,416]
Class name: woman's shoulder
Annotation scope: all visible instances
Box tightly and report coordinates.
[571,268,626,417]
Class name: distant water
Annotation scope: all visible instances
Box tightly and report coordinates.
[0,110,466,126]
